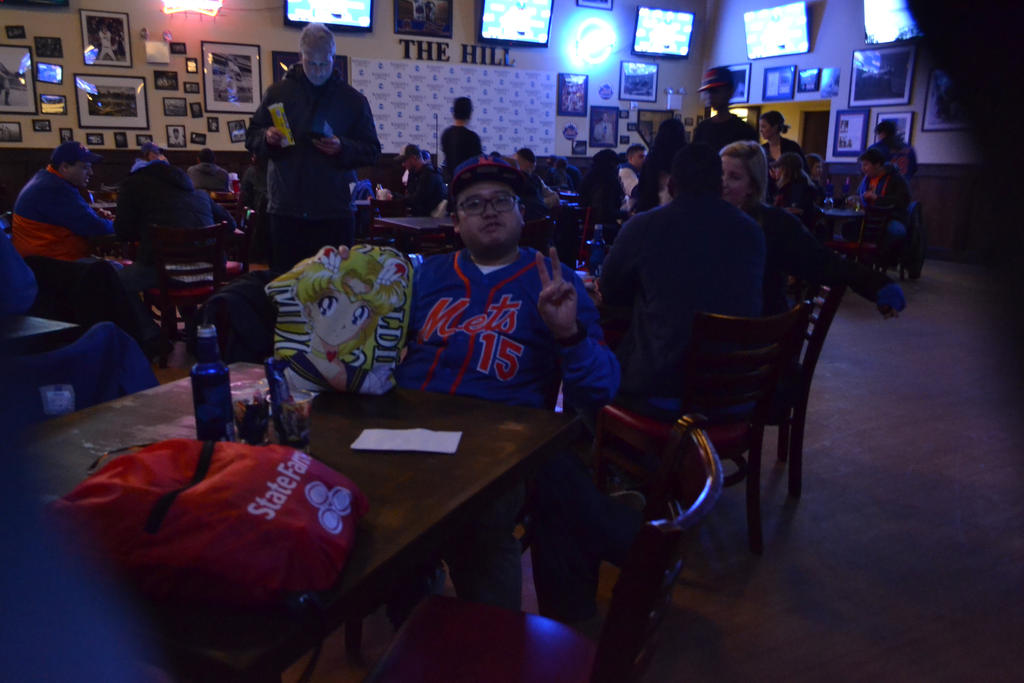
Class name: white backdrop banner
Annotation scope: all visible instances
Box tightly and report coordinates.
[351,58,556,157]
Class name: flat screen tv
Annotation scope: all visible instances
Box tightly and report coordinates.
[1,0,69,5]
[632,6,695,58]
[744,2,810,60]
[864,0,922,44]
[479,0,554,47]
[284,0,373,32]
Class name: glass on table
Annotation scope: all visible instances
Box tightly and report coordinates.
[275,389,314,451]
[231,379,270,445]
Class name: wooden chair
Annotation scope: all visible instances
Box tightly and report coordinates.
[367,416,723,683]
[368,198,409,246]
[223,207,254,281]
[899,200,925,280]
[593,303,810,554]
[770,283,846,498]
[825,204,892,269]
[143,222,228,367]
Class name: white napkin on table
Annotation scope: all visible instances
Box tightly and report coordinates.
[350,428,462,454]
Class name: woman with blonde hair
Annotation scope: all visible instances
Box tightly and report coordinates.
[719,140,904,318]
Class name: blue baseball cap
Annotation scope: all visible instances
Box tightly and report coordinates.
[449,155,525,204]
[51,141,103,166]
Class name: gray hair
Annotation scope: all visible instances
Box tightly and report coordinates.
[299,23,336,55]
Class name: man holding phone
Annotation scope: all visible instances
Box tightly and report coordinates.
[247,22,381,272]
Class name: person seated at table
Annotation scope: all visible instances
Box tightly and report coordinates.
[760,111,805,202]
[130,140,165,173]
[771,152,820,233]
[544,156,572,191]
[187,148,231,192]
[579,149,624,241]
[617,143,646,212]
[631,118,687,214]
[513,147,559,221]
[393,155,638,622]
[0,228,37,317]
[857,147,912,266]
[805,152,829,203]
[721,141,906,318]
[868,119,918,181]
[11,141,113,262]
[600,144,766,422]
[397,144,446,217]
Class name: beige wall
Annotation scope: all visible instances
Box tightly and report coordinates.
[2,0,706,156]
[703,0,979,164]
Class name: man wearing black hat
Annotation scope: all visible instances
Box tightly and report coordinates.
[12,141,114,262]
[692,66,758,153]
[390,155,636,622]
[397,144,446,216]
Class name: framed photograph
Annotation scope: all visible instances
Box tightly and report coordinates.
[763,65,796,102]
[850,45,915,107]
[684,116,694,126]
[728,63,751,104]
[154,70,179,91]
[227,119,247,143]
[36,61,63,85]
[0,45,36,114]
[5,26,26,40]
[636,109,673,147]
[626,122,637,131]
[820,67,840,98]
[113,131,128,148]
[797,68,821,93]
[190,132,207,145]
[832,109,869,157]
[271,51,347,84]
[618,109,629,119]
[572,140,587,156]
[190,101,203,118]
[556,73,588,117]
[618,134,630,145]
[170,42,187,55]
[922,68,969,131]
[163,97,187,117]
[619,61,658,102]
[33,119,52,132]
[0,121,22,142]
[74,74,149,129]
[136,133,153,146]
[874,110,913,144]
[166,124,186,148]
[184,81,201,94]
[80,10,132,68]
[395,0,452,39]
[202,41,261,114]
[35,36,63,59]
[85,132,104,146]
[207,116,220,132]
[60,128,73,142]
[589,105,618,148]
[577,0,612,8]
[40,94,67,115]
[185,57,199,74]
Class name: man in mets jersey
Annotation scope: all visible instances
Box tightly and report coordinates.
[393,156,638,621]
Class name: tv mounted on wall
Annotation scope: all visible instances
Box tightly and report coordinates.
[743,1,810,60]
[864,0,922,44]
[284,0,373,32]
[479,0,554,47]
[632,6,695,58]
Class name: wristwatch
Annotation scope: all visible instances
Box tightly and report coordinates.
[556,320,587,347]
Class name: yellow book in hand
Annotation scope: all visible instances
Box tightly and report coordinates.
[268,102,295,147]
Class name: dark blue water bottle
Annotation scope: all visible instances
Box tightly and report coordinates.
[587,225,606,276]
[191,324,235,442]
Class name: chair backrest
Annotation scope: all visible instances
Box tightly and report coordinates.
[682,302,811,421]
[591,416,723,683]
[520,217,554,252]
[150,222,228,292]
[797,283,845,395]
[858,204,892,245]
[371,198,408,218]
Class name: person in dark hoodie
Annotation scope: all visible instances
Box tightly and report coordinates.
[857,147,912,265]
[114,147,235,293]
[246,22,381,271]
[187,148,230,192]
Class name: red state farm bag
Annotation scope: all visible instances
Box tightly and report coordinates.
[49,439,369,606]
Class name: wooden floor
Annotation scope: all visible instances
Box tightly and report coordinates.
[156,261,1024,682]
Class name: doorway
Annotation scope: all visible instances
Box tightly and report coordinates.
[802,110,830,157]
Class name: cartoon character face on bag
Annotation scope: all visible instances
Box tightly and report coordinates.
[306,481,353,535]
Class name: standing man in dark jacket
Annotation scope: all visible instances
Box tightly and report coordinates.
[246,22,381,272]
[692,66,758,153]
[398,144,446,216]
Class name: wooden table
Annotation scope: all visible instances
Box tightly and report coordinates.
[0,315,82,355]
[821,207,865,240]
[26,364,581,681]
[374,216,456,253]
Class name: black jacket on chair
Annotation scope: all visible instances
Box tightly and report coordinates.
[114,161,235,267]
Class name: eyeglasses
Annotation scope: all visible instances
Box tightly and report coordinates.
[457,194,519,216]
